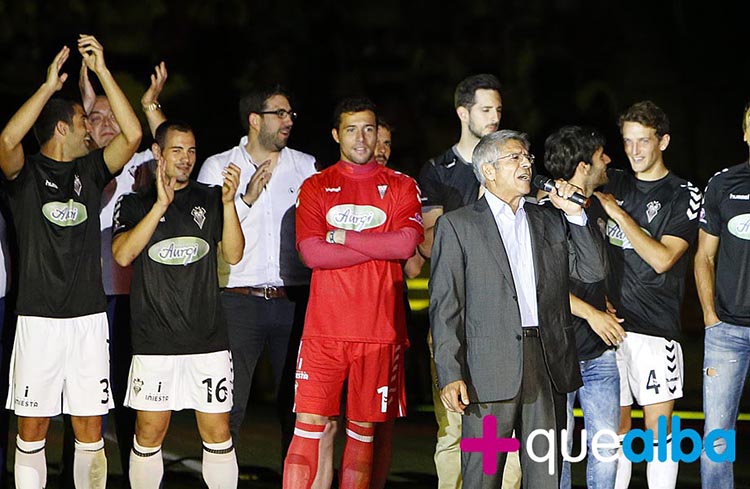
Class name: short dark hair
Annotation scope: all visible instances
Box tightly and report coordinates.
[154,120,195,149]
[544,126,606,181]
[454,74,502,109]
[618,100,670,138]
[332,97,377,130]
[238,85,290,132]
[33,98,78,145]
[377,117,394,134]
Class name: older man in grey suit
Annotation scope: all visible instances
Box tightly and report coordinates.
[430,129,606,489]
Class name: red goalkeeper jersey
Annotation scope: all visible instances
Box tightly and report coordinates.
[296,160,423,344]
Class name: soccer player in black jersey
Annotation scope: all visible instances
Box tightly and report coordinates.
[694,103,750,488]
[112,121,244,489]
[594,101,702,489]
[56,58,168,488]
[0,36,142,489]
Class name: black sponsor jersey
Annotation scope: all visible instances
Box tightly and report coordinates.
[6,150,111,317]
[418,146,479,212]
[540,197,610,361]
[699,162,750,326]
[113,180,228,355]
[602,169,701,340]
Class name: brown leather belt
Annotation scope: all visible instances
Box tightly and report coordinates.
[223,286,287,300]
[522,327,540,337]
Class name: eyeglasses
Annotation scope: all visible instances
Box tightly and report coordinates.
[496,152,535,165]
[88,113,118,126]
[256,109,298,120]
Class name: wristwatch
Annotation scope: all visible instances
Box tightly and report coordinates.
[326,231,336,244]
[142,101,161,112]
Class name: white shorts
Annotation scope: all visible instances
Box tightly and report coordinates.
[124,350,233,413]
[616,332,684,406]
[6,313,113,417]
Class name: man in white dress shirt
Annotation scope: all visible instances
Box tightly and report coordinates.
[197,86,317,471]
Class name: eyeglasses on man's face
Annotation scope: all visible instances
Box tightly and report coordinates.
[496,152,535,165]
[256,109,297,121]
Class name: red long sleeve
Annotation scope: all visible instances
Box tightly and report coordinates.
[344,227,421,260]
[298,236,372,270]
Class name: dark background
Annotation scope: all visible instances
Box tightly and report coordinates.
[0,3,748,485]
[2,0,749,186]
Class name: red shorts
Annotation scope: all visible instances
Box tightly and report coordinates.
[293,339,406,422]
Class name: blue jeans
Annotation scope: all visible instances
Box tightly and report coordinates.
[701,321,749,489]
[560,349,620,489]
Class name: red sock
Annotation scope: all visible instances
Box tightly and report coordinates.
[283,421,326,489]
[370,420,395,489]
[340,421,375,489]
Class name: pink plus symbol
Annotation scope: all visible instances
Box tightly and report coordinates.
[460,415,521,475]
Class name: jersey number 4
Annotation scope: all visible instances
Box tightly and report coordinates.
[646,370,661,395]
[202,377,229,403]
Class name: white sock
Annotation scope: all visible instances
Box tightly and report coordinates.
[202,439,238,489]
[615,434,632,489]
[74,438,107,489]
[647,435,678,489]
[14,436,47,489]
[129,436,163,489]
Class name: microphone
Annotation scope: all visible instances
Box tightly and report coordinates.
[533,175,590,208]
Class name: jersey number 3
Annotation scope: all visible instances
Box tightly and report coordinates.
[100,379,110,405]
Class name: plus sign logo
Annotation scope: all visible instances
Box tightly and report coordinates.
[460,415,520,474]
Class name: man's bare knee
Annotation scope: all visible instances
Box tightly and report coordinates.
[618,406,632,435]
[18,417,51,442]
[135,411,171,447]
[71,415,103,443]
[643,400,675,433]
[296,413,334,426]
[348,419,374,429]
[195,411,231,444]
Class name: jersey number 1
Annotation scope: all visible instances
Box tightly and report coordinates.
[377,386,388,413]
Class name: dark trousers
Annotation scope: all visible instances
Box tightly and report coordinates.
[221,286,308,469]
[462,334,567,489]
[0,298,9,489]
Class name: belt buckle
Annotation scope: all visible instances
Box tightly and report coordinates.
[263,286,277,300]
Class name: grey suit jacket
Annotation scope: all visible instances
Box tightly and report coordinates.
[430,196,605,402]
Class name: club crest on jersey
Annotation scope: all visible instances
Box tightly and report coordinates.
[646,200,661,223]
[377,184,388,199]
[728,214,750,240]
[148,236,210,266]
[191,206,206,229]
[42,200,88,227]
[326,204,387,231]
[132,378,144,396]
[73,174,82,196]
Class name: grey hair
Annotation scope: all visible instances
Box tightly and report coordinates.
[471,129,530,185]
